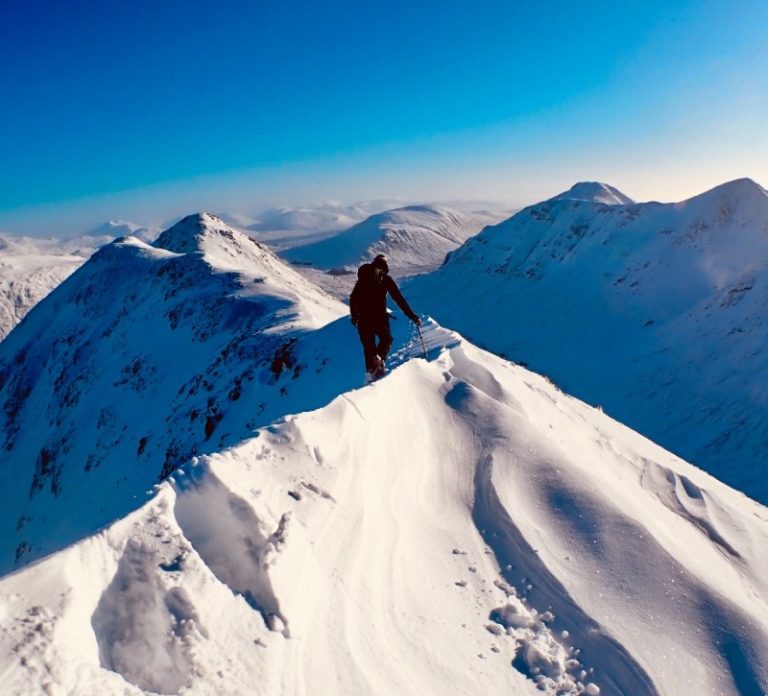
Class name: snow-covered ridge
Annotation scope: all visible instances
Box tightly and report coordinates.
[282,204,484,273]
[0,213,343,573]
[154,212,244,255]
[2,203,767,695]
[1,320,766,695]
[678,177,768,221]
[408,177,768,503]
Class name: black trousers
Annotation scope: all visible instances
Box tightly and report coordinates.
[357,316,392,372]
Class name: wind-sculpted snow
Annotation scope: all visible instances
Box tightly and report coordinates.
[408,178,768,503]
[174,465,290,636]
[91,539,200,694]
[1,319,767,695]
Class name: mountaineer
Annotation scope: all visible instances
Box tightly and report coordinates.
[349,254,420,380]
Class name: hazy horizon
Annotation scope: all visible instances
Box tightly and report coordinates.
[2,0,766,236]
[2,171,767,239]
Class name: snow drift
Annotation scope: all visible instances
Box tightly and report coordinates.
[1,319,767,695]
[408,178,768,504]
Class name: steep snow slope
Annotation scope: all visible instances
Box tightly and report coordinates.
[1,320,767,696]
[0,213,345,573]
[408,178,768,503]
[0,232,115,340]
[282,205,482,273]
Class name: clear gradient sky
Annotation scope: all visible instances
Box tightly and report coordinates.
[1,0,767,234]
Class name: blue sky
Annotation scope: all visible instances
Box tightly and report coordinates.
[1,0,767,234]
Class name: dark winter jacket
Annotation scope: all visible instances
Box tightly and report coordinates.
[350,263,417,325]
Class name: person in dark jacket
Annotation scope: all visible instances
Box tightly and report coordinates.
[350,254,420,378]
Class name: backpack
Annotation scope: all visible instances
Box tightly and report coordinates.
[350,263,387,323]
[356,262,385,291]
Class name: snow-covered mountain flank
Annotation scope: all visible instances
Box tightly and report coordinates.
[1,207,767,695]
[408,178,768,504]
[0,231,117,340]
[282,204,483,274]
[0,213,343,574]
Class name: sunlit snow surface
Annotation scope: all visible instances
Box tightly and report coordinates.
[282,205,484,274]
[1,212,767,695]
[408,178,768,503]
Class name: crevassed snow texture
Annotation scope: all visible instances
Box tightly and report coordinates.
[408,178,768,503]
[0,320,766,695]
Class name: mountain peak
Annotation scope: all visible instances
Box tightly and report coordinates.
[153,212,234,254]
[685,177,768,207]
[90,219,143,233]
[551,181,634,206]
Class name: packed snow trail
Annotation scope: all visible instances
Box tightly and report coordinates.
[1,321,767,695]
